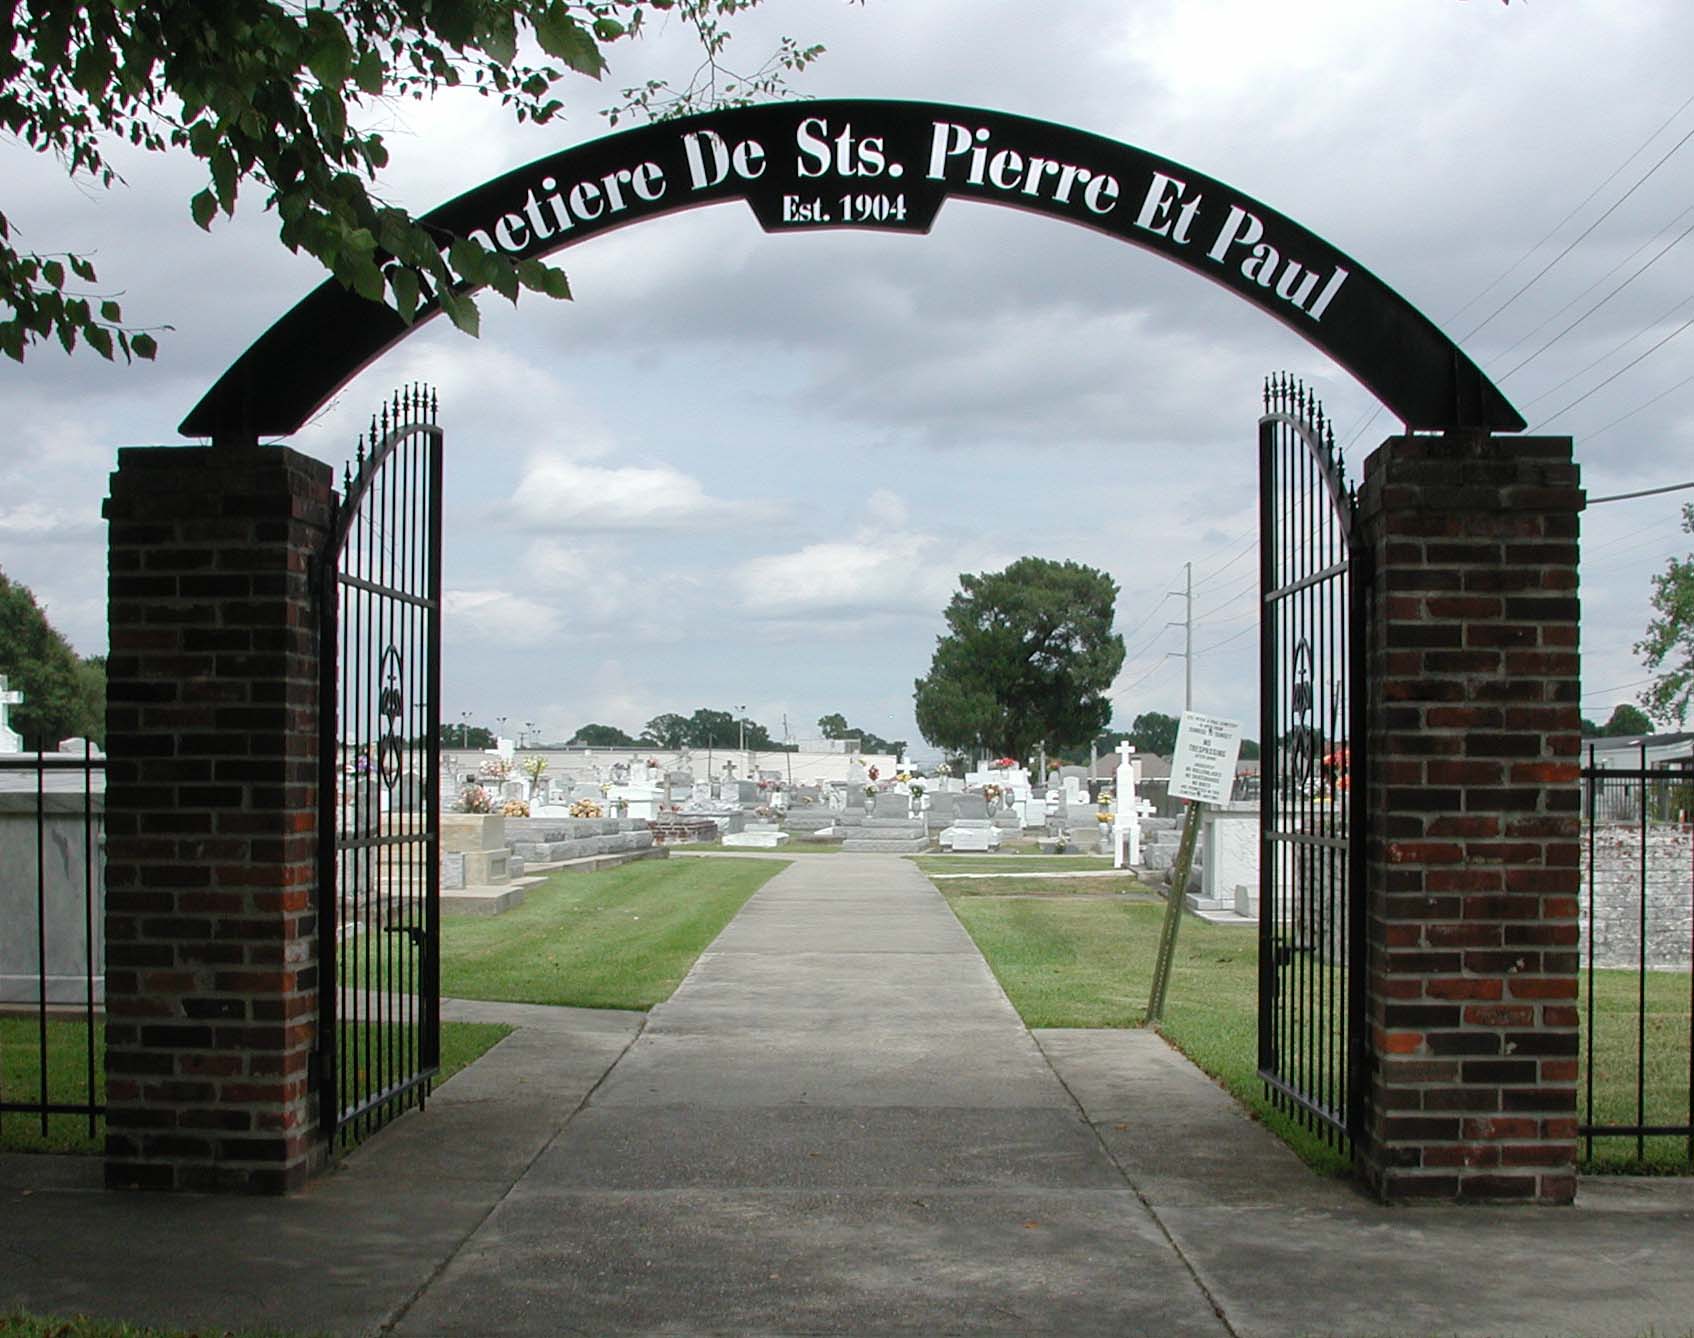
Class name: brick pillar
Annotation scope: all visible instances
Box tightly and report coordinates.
[103,446,333,1192]
[1356,432,1582,1204]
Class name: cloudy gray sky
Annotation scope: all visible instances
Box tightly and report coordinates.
[5,0,1694,756]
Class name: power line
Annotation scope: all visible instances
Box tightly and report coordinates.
[1588,479,1694,505]
[1531,306,1694,430]
[1497,215,1694,382]
[1195,624,1256,656]
[1459,117,1694,342]
[1581,675,1656,702]
[1192,534,1257,589]
[1488,202,1694,368]
[1582,367,1694,444]
[1445,91,1694,330]
[1115,588,1178,650]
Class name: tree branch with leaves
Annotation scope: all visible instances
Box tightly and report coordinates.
[0,0,821,362]
[1636,503,1694,725]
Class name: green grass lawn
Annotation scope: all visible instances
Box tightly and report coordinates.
[936,874,1158,899]
[911,853,1116,873]
[1580,967,1694,1173]
[440,854,787,1008]
[670,841,840,854]
[0,1017,510,1155]
[940,888,1693,1177]
[5,855,783,1155]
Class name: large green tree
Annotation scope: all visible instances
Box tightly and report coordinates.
[0,568,104,747]
[1,0,818,361]
[571,721,638,746]
[640,712,689,748]
[815,711,902,755]
[913,557,1125,762]
[1126,710,1180,758]
[1637,504,1694,725]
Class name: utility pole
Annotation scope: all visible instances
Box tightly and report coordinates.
[1166,561,1193,712]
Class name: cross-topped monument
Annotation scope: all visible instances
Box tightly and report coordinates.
[0,675,22,754]
[1112,740,1153,868]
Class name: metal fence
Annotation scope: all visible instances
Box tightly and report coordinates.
[0,746,105,1142]
[1256,376,1366,1150]
[317,388,443,1148]
[1580,747,1694,1165]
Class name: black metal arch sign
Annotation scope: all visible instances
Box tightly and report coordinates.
[182,100,1522,442]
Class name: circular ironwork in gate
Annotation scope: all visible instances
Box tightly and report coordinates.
[377,643,405,790]
[1288,637,1316,791]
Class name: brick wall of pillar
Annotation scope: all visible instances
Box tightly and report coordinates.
[102,445,332,1192]
[1356,432,1583,1204]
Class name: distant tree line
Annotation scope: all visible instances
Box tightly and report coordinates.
[0,568,105,749]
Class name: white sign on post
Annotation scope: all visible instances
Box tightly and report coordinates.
[1168,712,1244,805]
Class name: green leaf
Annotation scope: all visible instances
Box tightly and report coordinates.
[439,288,481,337]
[518,260,572,300]
[351,257,385,304]
[353,47,385,97]
[131,332,158,361]
[485,254,518,303]
[391,267,422,323]
[447,238,486,285]
[478,10,519,65]
[191,190,218,230]
[534,6,605,78]
[100,300,122,323]
[68,255,96,283]
[304,10,355,87]
[88,325,114,360]
[210,148,237,212]
[43,259,65,290]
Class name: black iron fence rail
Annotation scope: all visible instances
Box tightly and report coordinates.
[1579,748,1694,1163]
[0,748,105,1139]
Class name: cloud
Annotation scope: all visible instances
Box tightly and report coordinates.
[0,503,104,545]
[504,454,764,531]
[732,495,963,617]
[444,589,561,640]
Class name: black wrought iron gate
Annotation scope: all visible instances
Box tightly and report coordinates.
[1258,374,1367,1148]
[316,386,443,1147]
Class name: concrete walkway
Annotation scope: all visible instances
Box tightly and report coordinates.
[4,853,1694,1336]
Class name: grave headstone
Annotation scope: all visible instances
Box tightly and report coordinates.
[0,676,21,754]
[394,771,426,812]
[873,790,911,820]
[955,794,989,820]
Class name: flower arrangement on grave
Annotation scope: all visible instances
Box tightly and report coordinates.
[868,765,880,781]
[864,784,877,799]
[981,783,1003,806]
[502,799,530,818]
[479,757,512,782]
[909,783,925,800]
[1096,810,1114,825]
[895,770,910,783]
[753,804,778,821]
[989,757,1017,770]
[569,798,603,818]
[520,755,548,784]
[457,784,492,814]
[935,762,951,777]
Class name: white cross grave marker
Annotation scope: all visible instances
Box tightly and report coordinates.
[0,675,23,754]
[1112,740,1153,868]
